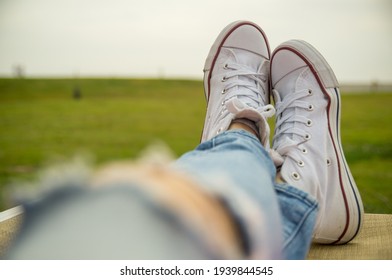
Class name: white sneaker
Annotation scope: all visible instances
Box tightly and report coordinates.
[270,40,364,244]
[201,21,275,147]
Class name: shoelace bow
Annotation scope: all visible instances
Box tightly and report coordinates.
[270,88,313,166]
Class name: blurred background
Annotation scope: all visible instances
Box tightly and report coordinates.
[1,0,391,82]
[0,0,391,213]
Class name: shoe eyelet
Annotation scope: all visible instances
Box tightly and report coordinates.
[301,148,308,154]
[308,104,314,111]
[308,89,313,95]
[326,158,331,166]
[221,100,225,105]
[223,64,229,70]
[291,172,300,180]
[221,88,227,94]
[306,119,313,126]
[221,76,227,82]
[298,160,305,167]
[304,133,311,140]
[217,128,223,134]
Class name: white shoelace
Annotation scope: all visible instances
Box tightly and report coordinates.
[271,88,313,166]
[221,62,275,119]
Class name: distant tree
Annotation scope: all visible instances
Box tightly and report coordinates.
[73,85,82,100]
[370,80,379,93]
[13,65,25,78]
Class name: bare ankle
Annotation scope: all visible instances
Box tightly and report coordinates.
[229,119,258,137]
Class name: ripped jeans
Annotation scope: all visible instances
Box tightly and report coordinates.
[5,130,317,260]
[174,130,318,259]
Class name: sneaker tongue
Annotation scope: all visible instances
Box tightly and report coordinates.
[226,48,266,109]
[274,67,305,99]
[233,48,262,70]
[274,67,308,144]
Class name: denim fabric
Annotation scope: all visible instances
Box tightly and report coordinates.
[6,130,317,260]
[174,130,318,259]
[7,186,212,260]
[275,184,318,259]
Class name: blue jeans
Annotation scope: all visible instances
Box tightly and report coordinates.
[174,130,318,259]
[6,130,317,260]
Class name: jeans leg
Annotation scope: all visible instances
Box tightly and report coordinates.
[174,130,318,259]
[173,130,283,259]
[275,183,318,259]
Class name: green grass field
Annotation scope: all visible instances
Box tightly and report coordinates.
[0,78,391,214]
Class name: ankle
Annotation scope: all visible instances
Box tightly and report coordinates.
[275,172,286,184]
[229,119,259,137]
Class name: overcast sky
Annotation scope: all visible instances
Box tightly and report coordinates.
[0,0,391,83]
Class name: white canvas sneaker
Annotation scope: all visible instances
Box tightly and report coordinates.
[201,21,275,147]
[270,40,364,244]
